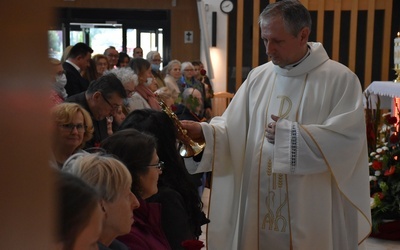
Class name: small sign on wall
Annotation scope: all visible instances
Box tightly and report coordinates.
[184,31,193,43]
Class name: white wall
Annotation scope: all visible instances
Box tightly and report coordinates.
[199,0,229,93]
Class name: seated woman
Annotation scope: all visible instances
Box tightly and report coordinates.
[101,128,171,250]
[163,59,181,103]
[50,103,94,168]
[127,58,160,112]
[178,62,211,118]
[119,109,209,250]
[155,87,174,109]
[56,171,103,250]
[117,52,130,68]
[93,54,109,79]
[49,58,68,106]
[62,153,140,250]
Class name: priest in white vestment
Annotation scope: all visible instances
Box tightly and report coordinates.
[182,1,371,249]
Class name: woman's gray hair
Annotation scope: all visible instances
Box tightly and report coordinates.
[105,67,139,87]
[165,59,181,74]
[146,51,160,62]
[259,0,311,37]
[180,61,194,74]
[62,152,132,203]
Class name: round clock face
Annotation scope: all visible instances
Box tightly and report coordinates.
[220,0,234,14]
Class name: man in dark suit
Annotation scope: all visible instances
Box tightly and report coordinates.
[63,43,93,97]
[66,74,127,148]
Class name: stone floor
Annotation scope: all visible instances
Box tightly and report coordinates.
[199,188,400,250]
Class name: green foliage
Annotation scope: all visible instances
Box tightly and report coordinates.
[367,97,400,232]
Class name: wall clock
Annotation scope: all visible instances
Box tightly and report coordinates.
[220,0,234,14]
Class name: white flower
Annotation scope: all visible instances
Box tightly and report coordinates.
[375,170,381,176]
[375,155,380,159]
[381,124,388,132]
[370,176,377,181]
[370,152,377,157]
[376,148,383,153]
[369,162,372,166]
[382,146,389,151]
[370,197,376,209]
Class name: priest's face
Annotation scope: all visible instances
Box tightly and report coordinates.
[261,16,309,68]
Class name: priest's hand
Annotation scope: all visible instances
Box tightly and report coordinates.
[180,120,205,143]
[265,114,279,144]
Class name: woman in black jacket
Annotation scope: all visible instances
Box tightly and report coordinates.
[119,109,209,250]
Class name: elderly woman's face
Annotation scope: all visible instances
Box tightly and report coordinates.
[101,184,139,237]
[170,63,181,79]
[55,111,85,150]
[183,66,194,79]
[139,149,162,199]
[96,58,108,76]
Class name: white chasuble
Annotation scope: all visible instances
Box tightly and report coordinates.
[258,75,307,249]
[197,42,371,250]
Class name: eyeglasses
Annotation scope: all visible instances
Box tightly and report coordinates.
[101,92,120,112]
[148,161,164,171]
[125,88,135,96]
[59,123,87,133]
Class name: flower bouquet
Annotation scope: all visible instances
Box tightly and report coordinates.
[366,94,400,239]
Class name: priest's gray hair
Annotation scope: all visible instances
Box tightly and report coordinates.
[259,0,312,37]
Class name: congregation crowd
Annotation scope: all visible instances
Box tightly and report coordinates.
[50,42,214,250]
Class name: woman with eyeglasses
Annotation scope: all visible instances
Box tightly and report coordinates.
[118,109,209,250]
[50,102,94,169]
[62,153,140,250]
[101,128,171,250]
[177,62,209,119]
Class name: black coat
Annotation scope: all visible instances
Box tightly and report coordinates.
[63,61,90,97]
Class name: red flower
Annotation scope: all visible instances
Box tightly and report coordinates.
[372,160,383,170]
[373,192,385,200]
[390,134,399,144]
[385,115,397,125]
[384,166,396,176]
[171,104,177,112]
[181,240,205,250]
[200,69,207,76]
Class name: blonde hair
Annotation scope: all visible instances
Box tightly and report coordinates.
[50,58,61,66]
[51,103,94,148]
[62,153,132,202]
[92,54,109,66]
[61,45,73,63]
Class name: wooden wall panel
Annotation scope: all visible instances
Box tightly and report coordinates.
[235,0,244,90]
[249,0,393,90]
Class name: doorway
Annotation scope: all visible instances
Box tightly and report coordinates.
[49,8,170,64]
